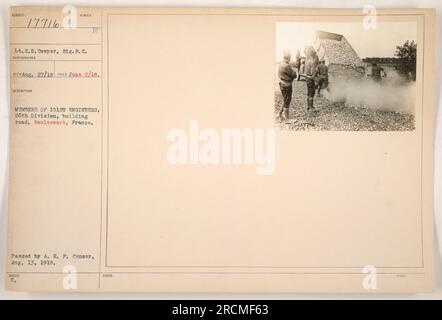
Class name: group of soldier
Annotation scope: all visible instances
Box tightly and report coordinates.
[277,47,389,122]
[277,47,328,121]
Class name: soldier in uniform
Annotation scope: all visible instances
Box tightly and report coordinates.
[303,46,318,111]
[297,58,305,81]
[277,51,297,120]
[371,62,385,82]
[316,59,328,96]
[295,50,302,76]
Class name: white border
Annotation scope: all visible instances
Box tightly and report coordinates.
[0,0,440,299]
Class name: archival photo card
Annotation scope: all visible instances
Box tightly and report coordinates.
[5,7,436,293]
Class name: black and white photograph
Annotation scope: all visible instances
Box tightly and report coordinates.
[275,22,417,131]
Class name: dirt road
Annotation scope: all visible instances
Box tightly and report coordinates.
[274,80,415,131]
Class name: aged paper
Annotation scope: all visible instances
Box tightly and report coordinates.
[6,6,436,292]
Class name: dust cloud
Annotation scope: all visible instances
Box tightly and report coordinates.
[323,75,416,114]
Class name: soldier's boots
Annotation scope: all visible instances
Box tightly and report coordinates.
[283,108,290,121]
[307,98,314,111]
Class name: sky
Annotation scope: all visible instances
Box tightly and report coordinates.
[275,22,417,60]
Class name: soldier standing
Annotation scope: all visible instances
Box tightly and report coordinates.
[371,62,385,82]
[303,46,318,111]
[316,59,328,96]
[278,51,297,120]
[297,58,305,81]
[295,50,302,77]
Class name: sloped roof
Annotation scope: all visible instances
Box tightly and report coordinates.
[316,30,343,41]
[315,30,364,67]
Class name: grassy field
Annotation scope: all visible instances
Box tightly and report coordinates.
[274,80,415,131]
